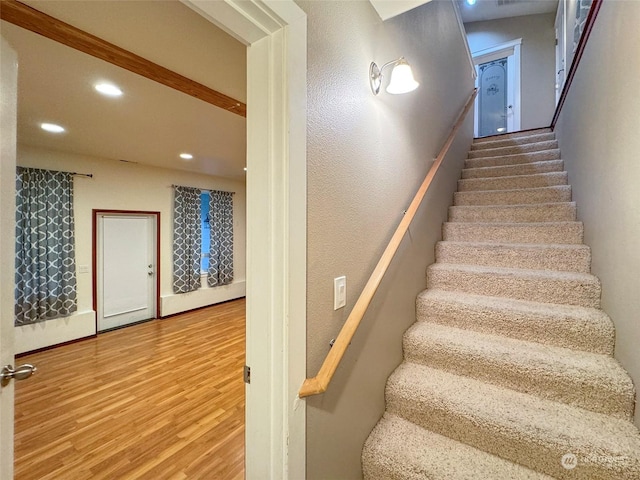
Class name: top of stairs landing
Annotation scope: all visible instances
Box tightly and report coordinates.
[474,128,552,143]
[472,129,554,150]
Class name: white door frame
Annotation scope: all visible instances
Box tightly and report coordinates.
[181,2,307,478]
[0,37,18,480]
[473,38,522,136]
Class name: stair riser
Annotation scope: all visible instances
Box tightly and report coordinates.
[468,140,559,159]
[462,160,564,179]
[474,128,552,144]
[465,150,561,169]
[416,294,614,355]
[403,330,633,419]
[386,378,631,480]
[443,222,584,245]
[436,242,591,273]
[472,132,556,150]
[362,415,554,480]
[449,204,576,223]
[426,267,601,308]
[458,172,568,192]
[454,186,571,206]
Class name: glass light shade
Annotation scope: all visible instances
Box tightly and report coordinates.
[386,61,419,94]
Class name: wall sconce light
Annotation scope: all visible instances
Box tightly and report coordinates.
[369,57,420,95]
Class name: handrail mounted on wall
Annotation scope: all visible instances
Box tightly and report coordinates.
[299,88,478,398]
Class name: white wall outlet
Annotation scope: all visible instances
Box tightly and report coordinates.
[334,276,346,310]
[78,265,90,274]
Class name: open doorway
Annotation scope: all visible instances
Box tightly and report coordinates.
[2,2,247,478]
[1,1,307,477]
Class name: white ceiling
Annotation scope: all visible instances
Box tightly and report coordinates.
[459,0,558,24]
[1,1,247,180]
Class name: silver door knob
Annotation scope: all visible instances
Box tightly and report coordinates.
[0,364,37,386]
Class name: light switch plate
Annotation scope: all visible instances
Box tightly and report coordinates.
[334,276,346,310]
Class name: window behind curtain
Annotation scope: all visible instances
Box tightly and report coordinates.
[201,191,210,273]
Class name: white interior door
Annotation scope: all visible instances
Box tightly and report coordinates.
[473,38,522,137]
[97,214,156,332]
[0,36,18,480]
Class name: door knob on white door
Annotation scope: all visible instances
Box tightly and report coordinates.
[0,364,37,386]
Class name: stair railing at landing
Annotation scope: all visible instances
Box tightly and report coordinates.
[551,0,603,129]
[299,88,479,398]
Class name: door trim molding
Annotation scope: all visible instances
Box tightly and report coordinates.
[92,210,161,328]
[473,38,522,137]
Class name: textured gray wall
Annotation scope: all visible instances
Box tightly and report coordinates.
[466,12,556,130]
[299,0,475,477]
[554,0,640,429]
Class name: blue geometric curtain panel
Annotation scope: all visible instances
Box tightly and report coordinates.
[173,186,202,293]
[15,167,77,325]
[208,190,234,287]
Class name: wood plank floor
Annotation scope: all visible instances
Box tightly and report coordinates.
[14,299,245,480]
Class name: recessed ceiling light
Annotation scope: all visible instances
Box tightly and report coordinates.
[179,153,193,160]
[95,83,123,97]
[40,123,65,133]
[466,0,477,5]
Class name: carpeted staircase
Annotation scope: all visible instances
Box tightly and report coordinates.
[362,129,640,479]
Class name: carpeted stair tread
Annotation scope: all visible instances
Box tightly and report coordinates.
[362,413,554,480]
[458,171,568,192]
[403,322,634,418]
[443,221,584,245]
[471,132,556,150]
[465,149,561,169]
[416,289,614,354]
[363,129,640,480]
[435,241,591,272]
[449,202,576,223]
[468,140,559,159]
[427,263,601,307]
[386,363,640,479]
[473,128,552,144]
[461,159,564,179]
[454,185,572,206]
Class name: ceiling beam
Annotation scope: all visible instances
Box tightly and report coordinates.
[0,0,246,117]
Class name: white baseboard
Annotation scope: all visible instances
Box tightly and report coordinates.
[14,281,246,354]
[15,310,96,355]
[160,280,246,317]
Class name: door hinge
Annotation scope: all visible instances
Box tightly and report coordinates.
[243,365,251,384]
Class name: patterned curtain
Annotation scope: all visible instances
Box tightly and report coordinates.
[208,190,234,287]
[15,167,77,325]
[173,186,201,293]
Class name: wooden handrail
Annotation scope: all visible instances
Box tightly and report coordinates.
[299,88,478,398]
